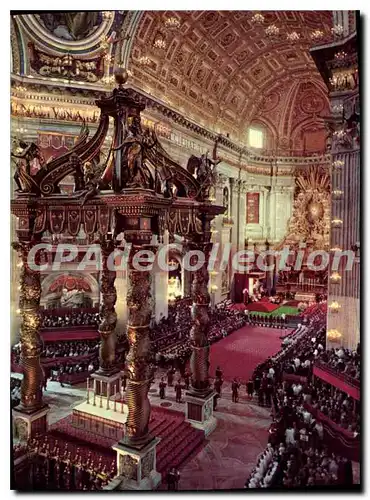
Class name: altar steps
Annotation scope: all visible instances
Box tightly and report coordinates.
[46,406,205,480]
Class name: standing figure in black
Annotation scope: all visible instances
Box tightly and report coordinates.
[166,467,180,491]
[247,378,254,400]
[159,377,166,399]
[214,376,223,397]
[215,366,223,379]
[232,378,240,403]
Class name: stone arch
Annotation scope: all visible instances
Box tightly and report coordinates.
[40,271,100,309]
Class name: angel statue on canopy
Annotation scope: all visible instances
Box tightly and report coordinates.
[186,150,221,201]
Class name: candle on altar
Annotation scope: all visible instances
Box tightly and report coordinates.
[93,388,96,406]
[100,392,103,408]
[114,398,117,412]
[106,394,110,410]
[121,400,124,413]
[86,378,90,404]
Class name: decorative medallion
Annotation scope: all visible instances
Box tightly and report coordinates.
[300,92,325,114]
[259,91,280,112]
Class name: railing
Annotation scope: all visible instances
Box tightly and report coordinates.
[303,402,359,462]
[41,307,99,316]
[313,361,360,401]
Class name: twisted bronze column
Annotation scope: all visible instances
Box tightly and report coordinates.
[12,241,44,412]
[97,237,118,375]
[189,242,212,396]
[123,237,154,447]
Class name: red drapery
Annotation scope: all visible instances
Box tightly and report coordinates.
[313,364,360,401]
[41,328,99,342]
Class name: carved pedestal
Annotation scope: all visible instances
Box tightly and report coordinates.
[185,391,217,437]
[110,438,161,490]
[13,406,49,442]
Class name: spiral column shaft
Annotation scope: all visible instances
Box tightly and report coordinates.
[97,238,118,375]
[189,242,212,395]
[123,234,154,446]
[12,241,44,412]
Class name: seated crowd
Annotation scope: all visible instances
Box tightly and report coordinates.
[51,358,99,385]
[11,340,100,365]
[41,340,99,359]
[154,300,247,366]
[246,305,358,488]
[317,346,360,383]
[309,380,360,434]
[41,311,100,329]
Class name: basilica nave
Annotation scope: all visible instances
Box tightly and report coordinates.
[10,9,360,491]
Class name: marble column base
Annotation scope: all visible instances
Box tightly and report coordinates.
[12,405,49,442]
[185,390,217,436]
[110,437,161,490]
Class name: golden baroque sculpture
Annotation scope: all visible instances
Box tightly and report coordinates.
[283,165,330,250]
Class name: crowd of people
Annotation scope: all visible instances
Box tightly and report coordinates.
[153,300,247,367]
[11,340,99,365]
[317,346,360,383]
[53,359,99,386]
[246,313,292,329]
[41,340,99,359]
[41,312,100,329]
[245,305,359,488]
[309,380,360,434]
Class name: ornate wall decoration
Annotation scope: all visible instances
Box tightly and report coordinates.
[246,193,260,224]
[141,450,154,479]
[14,418,29,442]
[221,267,229,294]
[119,455,138,481]
[259,91,280,113]
[38,132,78,163]
[28,43,105,82]
[300,91,326,114]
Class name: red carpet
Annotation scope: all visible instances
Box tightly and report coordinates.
[245,302,279,313]
[210,325,289,382]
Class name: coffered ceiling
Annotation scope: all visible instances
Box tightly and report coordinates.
[129,11,333,149]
